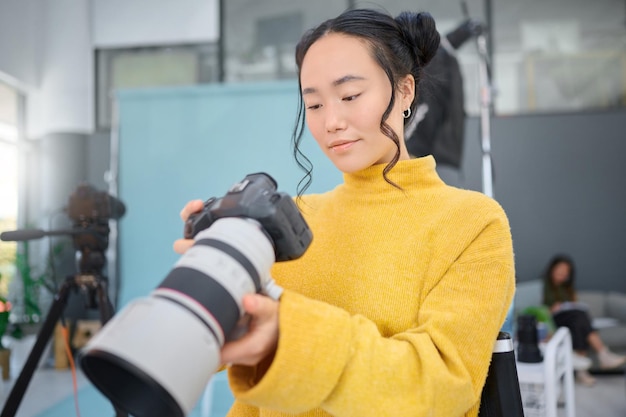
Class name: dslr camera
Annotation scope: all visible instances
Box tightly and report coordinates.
[79,172,313,417]
[66,184,126,274]
[184,172,311,261]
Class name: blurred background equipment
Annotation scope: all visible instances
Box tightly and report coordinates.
[0,184,126,417]
[405,18,484,168]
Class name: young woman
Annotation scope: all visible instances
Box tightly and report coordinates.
[543,254,626,386]
[176,8,515,416]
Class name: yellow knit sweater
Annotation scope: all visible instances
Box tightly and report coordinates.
[226,156,515,417]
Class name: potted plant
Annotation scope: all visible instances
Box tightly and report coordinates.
[0,289,11,380]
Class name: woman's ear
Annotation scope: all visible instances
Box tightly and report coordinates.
[399,74,416,108]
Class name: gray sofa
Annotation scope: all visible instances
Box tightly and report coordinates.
[515,280,626,371]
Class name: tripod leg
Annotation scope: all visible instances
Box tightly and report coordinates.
[95,277,115,324]
[0,278,74,417]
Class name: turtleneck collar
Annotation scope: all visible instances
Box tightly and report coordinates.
[341,155,444,195]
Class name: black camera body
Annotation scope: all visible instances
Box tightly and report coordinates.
[184,172,312,262]
[67,184,126,224]
[65,185,126,272]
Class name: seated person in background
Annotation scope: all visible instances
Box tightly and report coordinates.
[543,254,626,386]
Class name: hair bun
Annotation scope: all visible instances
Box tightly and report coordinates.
[395,11,440,67]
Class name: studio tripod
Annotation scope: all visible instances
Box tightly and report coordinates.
[0,265,127,417]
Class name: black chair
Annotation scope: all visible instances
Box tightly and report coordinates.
[479,332,525,417]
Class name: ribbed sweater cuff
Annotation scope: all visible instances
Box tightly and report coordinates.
[228,290,351,413]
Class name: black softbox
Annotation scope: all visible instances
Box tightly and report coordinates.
[405,20,481,168]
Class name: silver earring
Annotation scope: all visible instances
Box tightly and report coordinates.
[403,108,411,118]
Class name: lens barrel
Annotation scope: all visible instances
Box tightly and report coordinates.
[80,217,275,417]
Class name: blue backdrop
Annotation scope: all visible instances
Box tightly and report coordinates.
[116,80,342,306]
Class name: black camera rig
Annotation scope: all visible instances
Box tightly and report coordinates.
[0,184,127,417]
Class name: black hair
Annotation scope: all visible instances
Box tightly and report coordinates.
[543,253,577,300]
[291,8,440,197]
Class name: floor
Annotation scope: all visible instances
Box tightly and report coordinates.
[1,335,626,417]
[1,367,89,417]
[0,334,86,417]
[573,373,626,417]
[0,334,233,417]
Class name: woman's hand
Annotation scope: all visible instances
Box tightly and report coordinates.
[173,199,204,254]
[221,293,279,367]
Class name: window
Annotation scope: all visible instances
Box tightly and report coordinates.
[0,80,20,300]
[95,43,220,130]
[222,0,626,115]
[493,0,626,114]
[223,1,349,82]
[222,0,488,113]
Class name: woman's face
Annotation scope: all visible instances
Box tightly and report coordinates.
[551,261,571,285]
[299,33,414,173]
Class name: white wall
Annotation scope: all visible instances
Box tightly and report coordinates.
[0,0,42,87]
[0,0,91,138]
[92,0,218,47]
[35,0,93,137]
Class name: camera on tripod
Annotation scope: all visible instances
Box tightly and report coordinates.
[0,183,125,258]
[0,183,126,299]
[65,184,126,275]
[0,184,127,417]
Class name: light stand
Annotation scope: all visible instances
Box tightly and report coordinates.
[459,0,495,198]
[470,6,519,338]
[476,30,495,198]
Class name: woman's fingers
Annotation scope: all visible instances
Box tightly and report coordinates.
[173,199,204,254]
[220,294,279,366]
[173,238,195,254]
[180,199,204,221]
